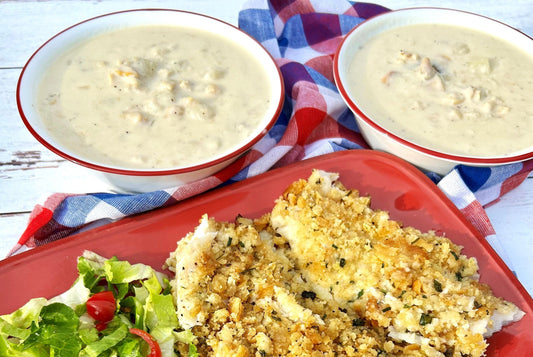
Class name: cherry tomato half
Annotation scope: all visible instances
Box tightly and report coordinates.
[130,328,162,357]
[86,290,116,329]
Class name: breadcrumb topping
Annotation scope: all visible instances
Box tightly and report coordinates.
[166,170,524,356]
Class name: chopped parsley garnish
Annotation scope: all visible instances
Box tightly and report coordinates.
[301,290,317,300]
[433,279,443,292]
[352,318,365,327]
[419,313,433,325]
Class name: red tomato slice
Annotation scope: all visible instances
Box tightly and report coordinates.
[130,328,162,357]
[86,290,116,327]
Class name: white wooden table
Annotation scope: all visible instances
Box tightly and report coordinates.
[1,0,532,297]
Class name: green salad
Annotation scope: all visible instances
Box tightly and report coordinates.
[0,251,197,357]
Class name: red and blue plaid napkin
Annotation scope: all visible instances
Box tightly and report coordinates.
[7,0,533,258]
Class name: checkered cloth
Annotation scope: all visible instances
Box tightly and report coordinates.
[7,0,533,258]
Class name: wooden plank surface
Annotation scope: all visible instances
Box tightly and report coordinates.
[1,0,532,297]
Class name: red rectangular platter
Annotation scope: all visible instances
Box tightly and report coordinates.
[1,150,532,354]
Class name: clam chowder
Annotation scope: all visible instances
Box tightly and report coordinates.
[37,25,272,169]
[347,24,533,157]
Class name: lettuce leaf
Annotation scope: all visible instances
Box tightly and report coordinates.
[21,303,83,356]
[80,322,129,357]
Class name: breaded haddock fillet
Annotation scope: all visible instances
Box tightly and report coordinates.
[166,170,524,356]
[165,214,391,356]
[271,170,524,356]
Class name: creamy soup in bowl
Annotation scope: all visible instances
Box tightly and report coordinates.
[334,8,533,175]
[17,9,284,192]
[37,25,272,170]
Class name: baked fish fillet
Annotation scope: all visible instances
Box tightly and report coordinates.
[271,169,524,356]
[166,170,524,356]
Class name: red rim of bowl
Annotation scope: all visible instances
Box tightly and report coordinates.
[333,7,533,166]
[16,8,285,177]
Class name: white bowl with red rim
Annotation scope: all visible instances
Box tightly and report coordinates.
[17,9,284,192]
[333,7,533,175]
